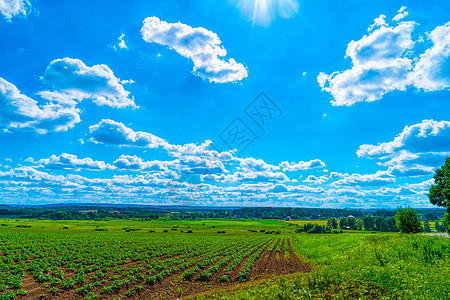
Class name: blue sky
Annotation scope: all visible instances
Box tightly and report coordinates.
[0,0,449,208]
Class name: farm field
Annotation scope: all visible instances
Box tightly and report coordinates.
[0,219,309,299]
[1,219,449,299]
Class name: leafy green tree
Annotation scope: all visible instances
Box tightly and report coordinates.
[385,217,399,232]
[395,207,422,234]
[428,157,450,233]
[306,225,323,234]
[374,216,384,231]
[347,217,357,230]
[339,218,347,229]
[434,221,443,232]
[363,216,374,231]
[331,218,338,229]
[423,220,431,233]
[303,223,314,232]
[356,219,363,230]
[443,214,450,233]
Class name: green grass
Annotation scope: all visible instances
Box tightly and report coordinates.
[1,218,449,300]
[193,232,450,299]
[286,220,328,226]
[0,218,289,235]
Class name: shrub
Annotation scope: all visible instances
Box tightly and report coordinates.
[395,207,422,234]
[307,225,323,234]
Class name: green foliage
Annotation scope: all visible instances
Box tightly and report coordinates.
[83,292,98,300]
[0,291,15,300]
[307,225,323,234]
[423,220,431,232]
[428,157,450,208]
[0,218,448,300]
[198,271,212,281]
[395,207,422,234]
[194,233,450,300]
[444,212,450,233]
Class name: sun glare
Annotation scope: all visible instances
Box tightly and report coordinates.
[234,0,299,27]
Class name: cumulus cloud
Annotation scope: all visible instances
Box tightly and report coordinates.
[0,77,80,134]
[41,58,135,108]
[318,15,415,106]
[116,33,127,50]
[0,166,75,186]
[0,0,29,20]
[89,119,237,163]
[332,170,395,186]
[174,156,227,175]
[113,155,168,171]
[318,8,450,106]
[35,153,114,171]
[411,22,450,91]
[218,171,289,183]
[141,16,248,83]
[0,57,136,134]
[238,157,279,172]
[392,6,408,22]
[166,141,237,161]
[358,120,450,157]
[358,119,450,177]
[89,119,167,148]
[279,159,326,171]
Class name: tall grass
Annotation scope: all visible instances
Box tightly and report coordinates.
[192,233,450,299]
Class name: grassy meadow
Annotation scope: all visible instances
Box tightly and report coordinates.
[0,218,449,299]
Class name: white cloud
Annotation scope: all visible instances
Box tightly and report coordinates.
[318,16,415,106]
[165,140,236,160]
[279,159,326,171]
[0,166,76,186]
[174,156,227,175]
[113,155,168,171]
[141,16,248,83]
[0,77,80,134]
[0,0,29,20]
[393,6,408,22]
[358,120,450,158]
[368,14,387,32]
[332,170,395,186]
[89,119,167,148]
[357,119,450,177]
[42,58,135,108]
[117,33,127,50]
[35,153,114,171]
[318,9,450,106]
[411,22,450,91]
[238,157,279,172]
[218,171,289,183]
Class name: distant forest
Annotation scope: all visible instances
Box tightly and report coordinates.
[0,205,445,221]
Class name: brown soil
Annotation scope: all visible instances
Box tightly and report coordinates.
[16,238,311,300]
[250,238,311,279]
